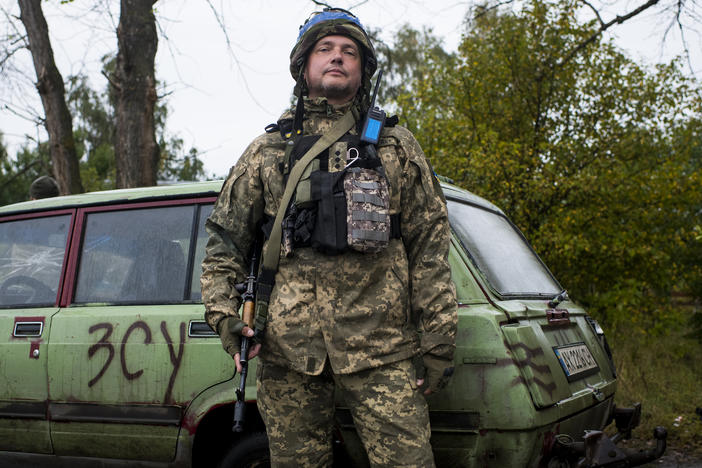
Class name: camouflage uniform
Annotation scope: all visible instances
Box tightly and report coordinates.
[257,359,433,467]
[202,97,456,372]
[202,9,456,463]
[201,97,456,466]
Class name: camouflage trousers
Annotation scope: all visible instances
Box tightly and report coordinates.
[256,358,435,468]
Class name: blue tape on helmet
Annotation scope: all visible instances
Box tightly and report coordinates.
[298,10,364,41]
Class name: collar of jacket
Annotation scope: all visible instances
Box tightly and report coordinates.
[280,96,358,121]
[304,96,356,117]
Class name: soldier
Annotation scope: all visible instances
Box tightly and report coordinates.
[201,8,457,467]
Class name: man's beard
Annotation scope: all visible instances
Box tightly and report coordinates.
[321,82,355,100]
[308,79,359,103]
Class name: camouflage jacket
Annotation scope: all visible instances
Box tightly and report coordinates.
[201,97,457,375]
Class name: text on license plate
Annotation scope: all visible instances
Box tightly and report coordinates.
[553,343,598,381]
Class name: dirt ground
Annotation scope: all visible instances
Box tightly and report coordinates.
[622,439,702,468]
[641,450,702,468]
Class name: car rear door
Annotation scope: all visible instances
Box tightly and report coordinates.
[47,199,234,463]
[0,211,73,454]
[446,198,617,410]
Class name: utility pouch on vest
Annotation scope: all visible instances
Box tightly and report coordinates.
[344,166,391,253]
[283,134,394,255]
[309,170,347,255]
[289,136,322,208]
[293,160,320,209]
[283,130,395,256]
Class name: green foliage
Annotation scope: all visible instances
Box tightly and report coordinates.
[0,132,52,205]
[159,137,206,182]
[372,25,452,106]
[385,8,702,448]
[389,0,702,334]
[66,72,116,191]
[611,330,702,452]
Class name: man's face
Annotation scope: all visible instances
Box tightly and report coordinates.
[304,35,362,105]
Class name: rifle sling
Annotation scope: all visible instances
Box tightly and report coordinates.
[254,110,356,333]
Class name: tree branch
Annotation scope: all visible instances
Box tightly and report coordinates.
[101,68,121,91]
[0,3,29,74]
[580,0,605,27]
[473,0,515,20]
[349,1,370,9]
[557,0,661,68]
[661,0,696,74]
[0,3,27,41]
[0,44,25,73]
[311,1,334,9]
[204,0,273,114]
[2,102,44,125]
[2,159,43,185]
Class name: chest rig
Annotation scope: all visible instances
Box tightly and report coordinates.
[276,123,400,256]
[254,106,400,340]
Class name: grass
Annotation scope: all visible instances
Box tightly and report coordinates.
[608,324,702,456]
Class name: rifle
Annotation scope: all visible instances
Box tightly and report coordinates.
[232,240,260,432]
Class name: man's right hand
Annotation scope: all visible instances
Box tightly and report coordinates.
[218,317,261,372]
[415,354,455,395]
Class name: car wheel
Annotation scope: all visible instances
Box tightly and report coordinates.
[218,432,270,468]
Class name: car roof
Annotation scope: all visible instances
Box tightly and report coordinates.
[0,179,503,217]
[441,183,503,214]
[0,181,224,217]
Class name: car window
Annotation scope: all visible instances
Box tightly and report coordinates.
[190,204,213,302]
[74,205,195,304]
[447,200,561,297]
[0,215,70,307]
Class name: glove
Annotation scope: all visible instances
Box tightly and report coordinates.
[217,316,246,357]
[417,354,454,394]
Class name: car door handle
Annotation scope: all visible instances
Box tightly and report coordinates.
[188,320,216,337]
[13,322,44,337]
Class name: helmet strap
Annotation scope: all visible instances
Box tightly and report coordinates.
[293,67,306,137]
[293,92,305,137]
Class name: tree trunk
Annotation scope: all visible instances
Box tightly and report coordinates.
[18,0,84,195]
[113,0,159,188]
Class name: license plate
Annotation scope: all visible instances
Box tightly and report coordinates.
[553,343,599,381]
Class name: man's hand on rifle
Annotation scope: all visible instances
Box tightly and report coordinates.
[218,317,262,373]
[235,326,261,373]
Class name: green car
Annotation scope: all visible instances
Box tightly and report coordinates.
[0,181,665,467]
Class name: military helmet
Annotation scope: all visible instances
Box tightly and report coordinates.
[290,8,377,97]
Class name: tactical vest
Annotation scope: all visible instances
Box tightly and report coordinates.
[277,133,400,256]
